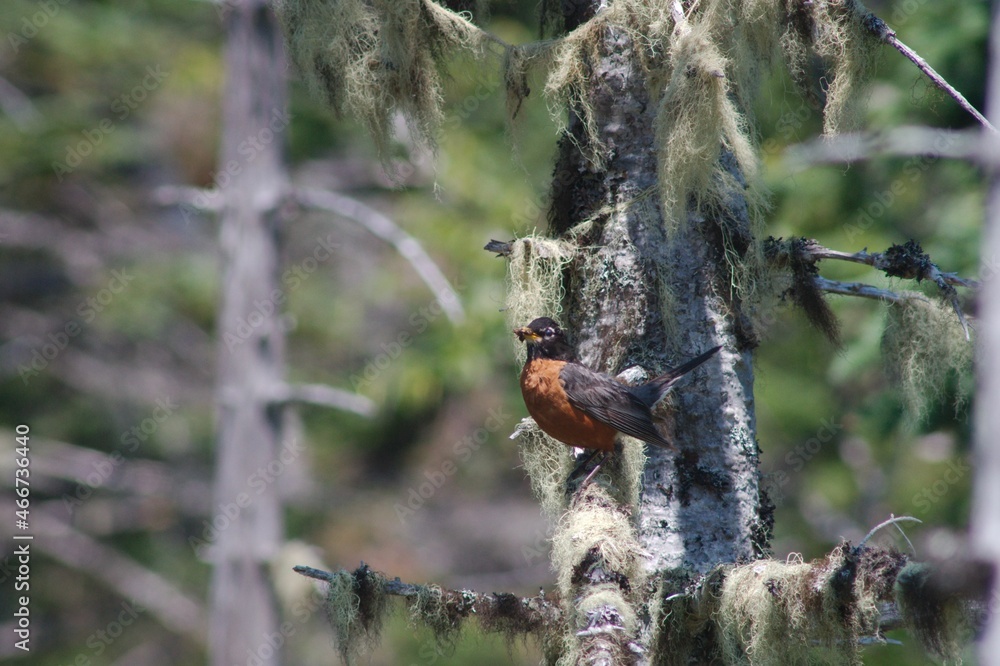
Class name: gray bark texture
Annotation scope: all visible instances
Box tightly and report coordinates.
[545,3,765,663]
[208,2,290,665]
[549,7,764,582]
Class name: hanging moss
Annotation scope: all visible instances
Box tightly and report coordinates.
[552,483,645,599]
[779,0,884,135]
[881,295,973,423]
[409,584,465,648]
[516,418,574,519]
[505,235,576,365]
[895,563,976,662]
[322,565,390,665]
[716,547,884,665]
[276,0,498,158]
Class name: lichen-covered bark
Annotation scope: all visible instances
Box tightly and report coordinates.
[548,10,764,577]
[543,4,766,663]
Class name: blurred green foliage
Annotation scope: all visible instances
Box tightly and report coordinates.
[0,0,987,663]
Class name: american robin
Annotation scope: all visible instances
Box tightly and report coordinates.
[514,317,720,477]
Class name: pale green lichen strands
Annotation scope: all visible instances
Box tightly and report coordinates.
[779,0,884,135]
[543,19,607,165]
[505,236,575,365]
[716,553,881,665]
[323,568,389,665]
[517,418,574,519]
[881,296,974,424]
[275,0,496,158]
[409,584,463,648]
[550,482,645,664]
[652,0,770,235]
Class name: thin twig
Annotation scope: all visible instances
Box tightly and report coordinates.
[859,515,922,549]
[892,520,918,556]
[297,188,465,324]
[813,276,912,303]
[861,13,997,133]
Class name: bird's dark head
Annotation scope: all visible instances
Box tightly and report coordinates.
[513,317,572,360]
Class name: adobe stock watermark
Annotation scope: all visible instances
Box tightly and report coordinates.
[842,129,958,242]
[17,268,136,384]
[61,397,177,515]
[912,456,970,514]
[188,437,306,558]
[52,65,170,180]
[762,101,813,158]
[394,406,509,523]
[222,233,339,352]
[5,0,71,55]
[765,416,843,506]
[86,600,146,658]
[520,528,551,566]
[243,586,325,666]
[349,279,465,390]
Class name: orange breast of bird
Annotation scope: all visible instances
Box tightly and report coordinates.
[519,358,618,452]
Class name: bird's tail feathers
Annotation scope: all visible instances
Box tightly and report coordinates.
[637,345,722,406]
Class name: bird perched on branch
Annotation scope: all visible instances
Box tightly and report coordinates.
[514,317,720,479]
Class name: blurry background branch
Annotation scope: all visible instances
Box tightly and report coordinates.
[33,507,207,641]
[295,187,465,324]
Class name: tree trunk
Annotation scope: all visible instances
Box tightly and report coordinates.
[972,7,1000,663]
[545,3,764,662]
[550,3,763,580]
[208,2,289,665]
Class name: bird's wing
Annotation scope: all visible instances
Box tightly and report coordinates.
[559,363,671,448]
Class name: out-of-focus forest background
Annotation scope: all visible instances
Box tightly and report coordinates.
[0,0,988,664]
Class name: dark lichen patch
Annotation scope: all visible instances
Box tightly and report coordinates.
[895,562,979,661]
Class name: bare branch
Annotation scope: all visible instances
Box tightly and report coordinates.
[296,188,465,324]
[34,508,207,641]
[151,185,224,212]
[784,127,986,171]
[860,515,922,549]
[800,239,975,339]
[814,276,912,303]
[271,382,376,417]
[0,75,41,129]
[861,13,996,133]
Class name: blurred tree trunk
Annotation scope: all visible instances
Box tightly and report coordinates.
[208,1,289,665]
[972,7,1000,663]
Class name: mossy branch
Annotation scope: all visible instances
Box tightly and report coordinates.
[765,237,976,341]
[293,563,563,663]
[654,545,991,665]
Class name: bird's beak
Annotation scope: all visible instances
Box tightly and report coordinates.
[513,327,541,343]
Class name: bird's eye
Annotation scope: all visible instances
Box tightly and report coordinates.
[544,328,555,338]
